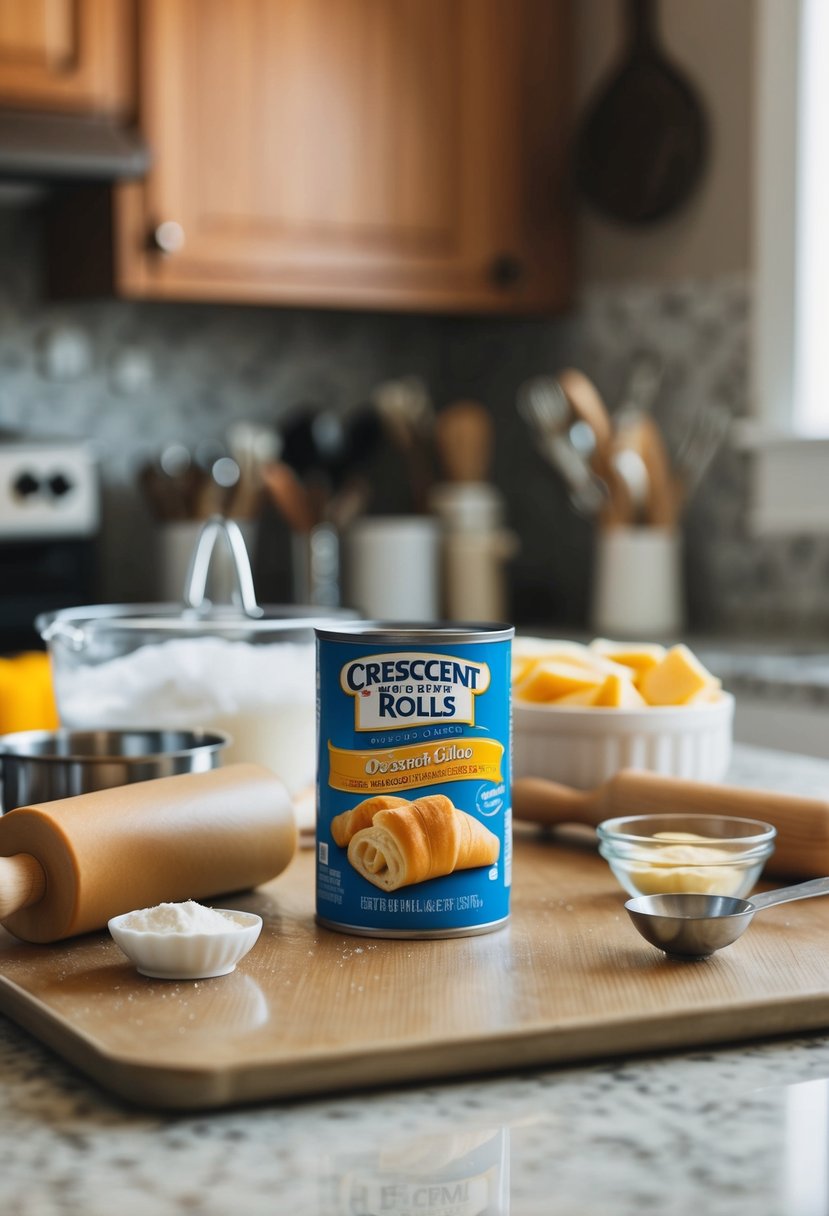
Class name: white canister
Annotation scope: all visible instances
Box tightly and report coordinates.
[344,516,440,620]
[590,525,684,639]
[429,482,518,621]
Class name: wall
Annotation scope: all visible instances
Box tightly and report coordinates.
[1,0,828,638]
[3,198,827,638]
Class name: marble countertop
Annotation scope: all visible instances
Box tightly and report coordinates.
[695,640,829,708]
[3,744,829,1216]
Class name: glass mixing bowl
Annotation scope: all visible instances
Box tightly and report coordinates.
[37,518,354,802]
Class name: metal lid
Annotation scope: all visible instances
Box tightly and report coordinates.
[314,621,515,645]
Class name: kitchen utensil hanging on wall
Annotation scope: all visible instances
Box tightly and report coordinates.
[577,0,708,225]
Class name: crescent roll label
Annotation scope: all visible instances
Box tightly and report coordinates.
[340,651,491,731]
[316,628,513,936]
[327,739,505,794]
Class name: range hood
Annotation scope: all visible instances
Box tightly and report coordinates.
[0,110,149,182]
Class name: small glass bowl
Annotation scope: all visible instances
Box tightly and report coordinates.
[596,814,777,899]
[108,909,263,980]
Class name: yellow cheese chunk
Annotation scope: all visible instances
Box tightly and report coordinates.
[512,637,723,710]
[638,644,717,706]
[553,685,602,706]
[685,678,724,704]
[512,639,631,687]
[589,638,667,681]
[512,655,536,684]
[511,638,591,685]
[593,673,646,708]
[515,660,604,704]
[513,637,591,662]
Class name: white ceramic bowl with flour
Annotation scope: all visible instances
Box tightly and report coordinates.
[108,900,263,979]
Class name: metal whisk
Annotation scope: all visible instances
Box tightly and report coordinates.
[518,376,608,516]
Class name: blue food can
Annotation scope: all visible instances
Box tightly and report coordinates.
[315,622,513,938]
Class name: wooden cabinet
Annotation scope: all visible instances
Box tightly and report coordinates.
[0,0,133,114]
[111,0,573,314]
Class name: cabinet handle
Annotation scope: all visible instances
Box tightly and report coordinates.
[151,221,185,254]
[489,254,525,290]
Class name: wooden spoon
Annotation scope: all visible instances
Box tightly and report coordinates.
[261,462,316,534]
[435,400,494,483]
[555,368,633,526]
[615,413,679,528]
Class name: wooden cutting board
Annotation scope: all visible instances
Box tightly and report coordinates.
[2,831,829,1111]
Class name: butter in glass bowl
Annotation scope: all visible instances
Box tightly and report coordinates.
[596,814,777,900]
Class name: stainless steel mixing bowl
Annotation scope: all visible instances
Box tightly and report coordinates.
[0,728,229,812]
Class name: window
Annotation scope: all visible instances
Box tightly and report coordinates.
[748,0,829,532]
[793,0,829,436]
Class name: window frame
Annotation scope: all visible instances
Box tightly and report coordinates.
[744,0,829,534]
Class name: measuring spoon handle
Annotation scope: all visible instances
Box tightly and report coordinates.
[750,875,829,912]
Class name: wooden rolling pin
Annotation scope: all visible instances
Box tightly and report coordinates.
[0,764,297,943]
[512,770,829,879]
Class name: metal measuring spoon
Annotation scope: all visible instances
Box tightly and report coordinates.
[625,876,829,959]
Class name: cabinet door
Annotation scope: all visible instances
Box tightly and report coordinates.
[117,0,572,314]
[0,0,132,113]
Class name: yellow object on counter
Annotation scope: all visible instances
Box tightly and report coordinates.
[554,685,602,706]
[589,638,666,680]
[625,831,744,896]
[512,636,722,709]
[593,672,646,708]
[0,652,59,734]
[515,660,604,704]
[638,644,718,706]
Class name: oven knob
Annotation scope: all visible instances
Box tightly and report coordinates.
[48,473,73,498]
[13,471,40,498]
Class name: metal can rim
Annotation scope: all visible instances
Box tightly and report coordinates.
[314,620,515,645]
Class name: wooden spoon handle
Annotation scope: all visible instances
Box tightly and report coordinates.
[0,854,46,921]
[261,462,316,533]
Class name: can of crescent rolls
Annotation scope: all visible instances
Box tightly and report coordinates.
[315,622,513,938]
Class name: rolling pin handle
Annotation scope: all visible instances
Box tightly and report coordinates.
[511,777,601,827]
[0,855,47,920]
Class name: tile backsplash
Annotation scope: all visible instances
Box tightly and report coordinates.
[1,203,828,636]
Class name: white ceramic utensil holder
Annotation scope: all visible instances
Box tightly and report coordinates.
[345,516,440,621]
[590,525,684,639]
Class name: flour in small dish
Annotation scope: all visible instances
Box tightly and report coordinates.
[120,900,242,934]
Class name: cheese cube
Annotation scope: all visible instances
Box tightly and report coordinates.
[554,685,602,706]
[589,638,667,682]
[593,673,647,708]
[515,660,604,704]
[511,638,591,685]
[638,644,717,706]
[685,678,723,704]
